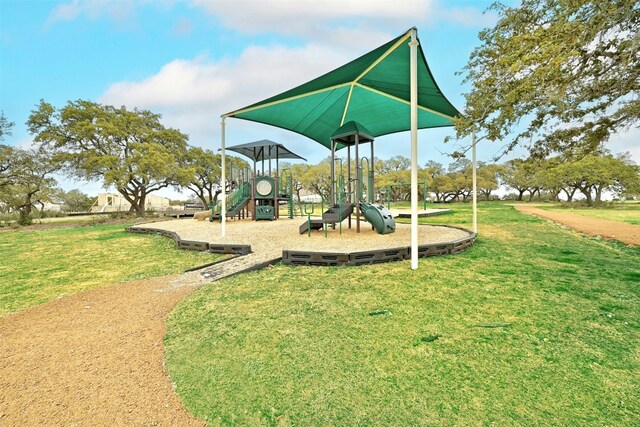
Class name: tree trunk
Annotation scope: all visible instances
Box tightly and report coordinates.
[579,186,593,206]
[528,190,535,202]
[517,189,525,201]
[213,189,222,204]
[134,193,146,216]
[562,187,577,202]
[595,186,603,204]
[18,206,32,225]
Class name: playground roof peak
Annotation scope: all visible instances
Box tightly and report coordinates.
[331,120,375,145]
[223,139,307,162]
[223,27,460,150]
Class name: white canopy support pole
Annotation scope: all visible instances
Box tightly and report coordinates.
[347,145,352,229]
[472,127,478,233]
[221,116,226,237]
[355,134,360,233]
[409,29,419,270]
[370,140,374,202]
[330,140,336,206]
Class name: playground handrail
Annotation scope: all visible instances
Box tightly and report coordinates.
[280,168,295,219]
[211,181,251,217]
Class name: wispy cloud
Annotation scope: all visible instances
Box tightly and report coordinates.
[170,17,193,37]
[45,0,141,28]
[45,0,495,35]
[192,0,434,40]
[46,0,81,24]
[191,0,494,40]
[610,127,640,163]
[436,6,498,28]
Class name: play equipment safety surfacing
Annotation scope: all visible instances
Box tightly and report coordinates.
[128,211,475,278]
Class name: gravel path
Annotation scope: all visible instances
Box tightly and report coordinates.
[0,275,205,426]
[515,205,640,246]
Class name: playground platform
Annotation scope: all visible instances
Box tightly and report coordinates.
[128,213,474,277]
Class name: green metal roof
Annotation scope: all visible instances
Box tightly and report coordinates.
[223,139,307,162]
[331,120,375,145]
[224,28,460,150]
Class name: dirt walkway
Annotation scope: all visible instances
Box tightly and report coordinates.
[0,273,207,426]
[515,205,640,246]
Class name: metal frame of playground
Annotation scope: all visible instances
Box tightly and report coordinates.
[217,27,479,270]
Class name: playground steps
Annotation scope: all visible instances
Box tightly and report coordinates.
[227,196,251,216]
[199,252,281,281]
[211,195,251,220]
[298,219,326,234]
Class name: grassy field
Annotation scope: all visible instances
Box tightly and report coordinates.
[166,203,639,425]
[537,204,640,225]
[0,223,224,317]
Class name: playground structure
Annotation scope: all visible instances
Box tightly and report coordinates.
[210,140,305,222]
[210,131,397,236]
[214,28,472,269]
[304,120,396,235]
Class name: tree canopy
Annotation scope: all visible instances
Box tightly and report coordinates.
[457,0,639,157]
[184,147,249,206]
[58,189,94,212]
[0,112,14,141]
[0,145,59,224]
[28,100,191,215]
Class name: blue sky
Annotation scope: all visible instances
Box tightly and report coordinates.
[1,0,638,198]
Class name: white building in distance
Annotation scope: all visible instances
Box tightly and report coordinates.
[90,192,170,213]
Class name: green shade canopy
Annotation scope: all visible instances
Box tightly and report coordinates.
[223,139,307,162]
[224,28,460,150]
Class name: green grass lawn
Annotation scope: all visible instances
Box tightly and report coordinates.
[537,204,640,225]
[166,203,639,426]
[0,223,224,317]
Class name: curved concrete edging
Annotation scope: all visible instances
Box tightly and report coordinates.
[282,225,476,266]
[125,227,251,255]
[126,224,476,271]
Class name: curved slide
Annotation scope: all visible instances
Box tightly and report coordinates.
[360,203,396,234]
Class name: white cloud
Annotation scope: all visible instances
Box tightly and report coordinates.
[45,0,150,28]
[190,0,494,43]
[437,6,498,28]
[47,0,81,23]
[99,42,354,153]
[102,55,231,108]
[45,0,494,37]
[610,126,640,163]
[192,0,435,36]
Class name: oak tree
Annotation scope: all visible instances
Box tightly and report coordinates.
[0,146,59,224]
[457,0,639,157]
[28,100,191,216]
[184,147,248,207]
